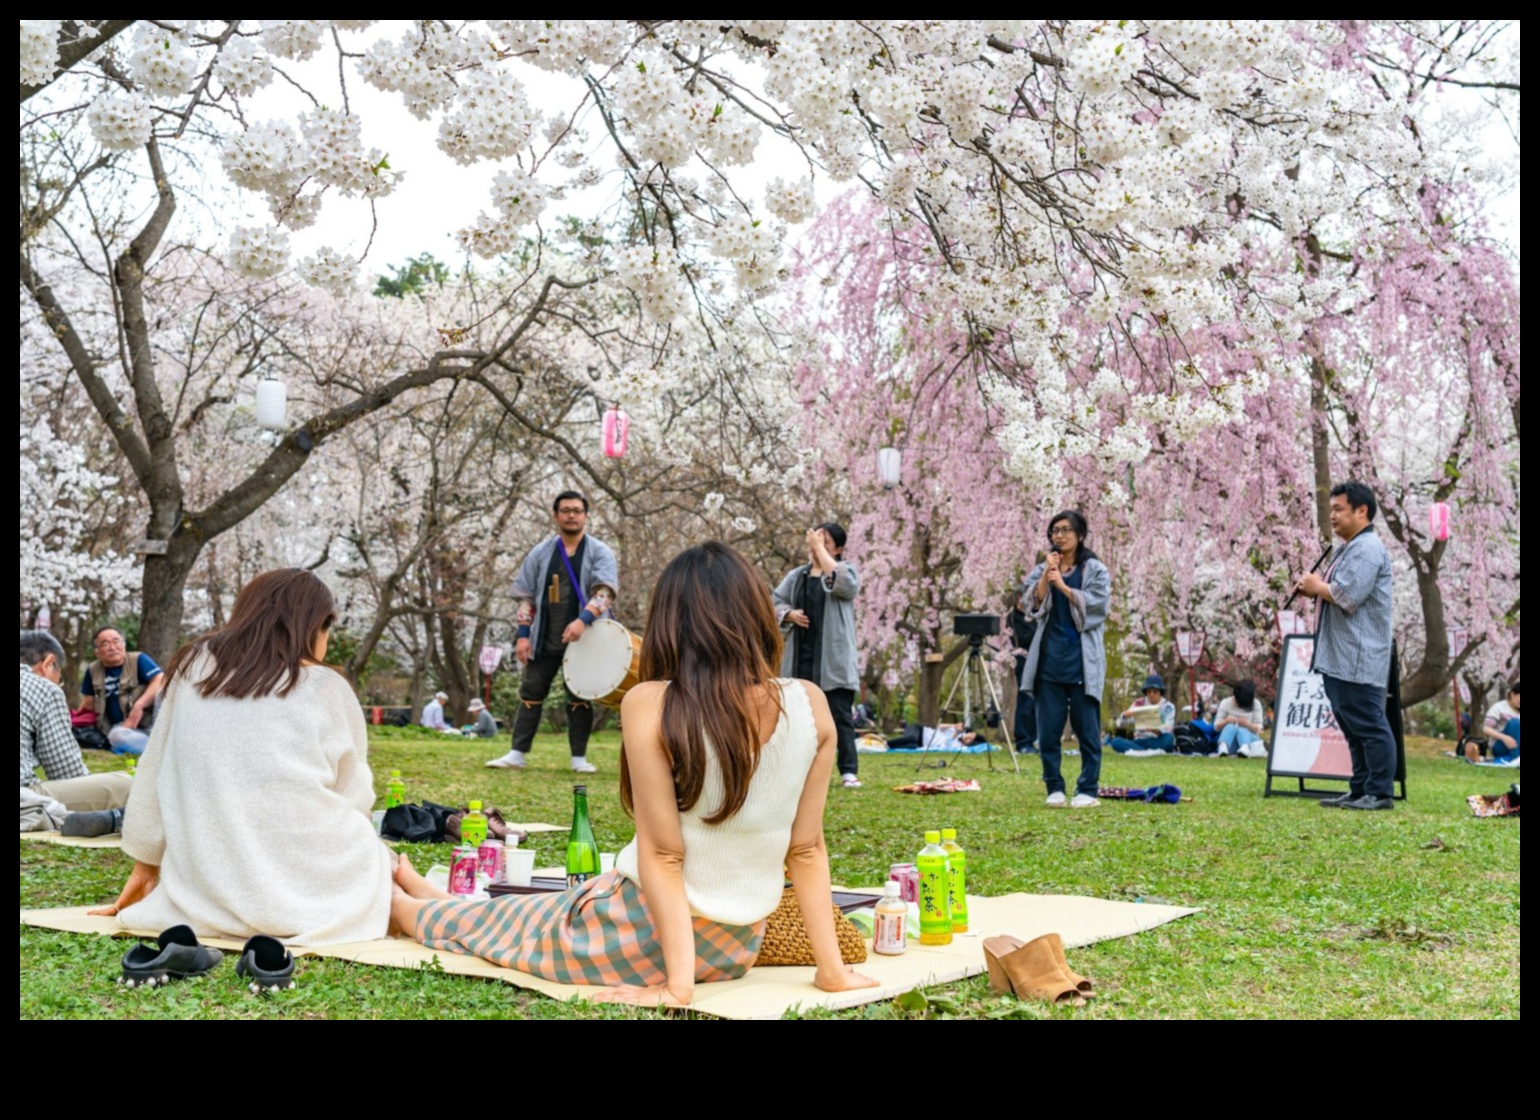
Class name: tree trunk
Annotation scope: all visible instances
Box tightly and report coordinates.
[1308,355,1334,546]
[136,537,203,662]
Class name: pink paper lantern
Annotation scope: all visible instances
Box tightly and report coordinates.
[602,408,630,459]
[1429,502,1451,542]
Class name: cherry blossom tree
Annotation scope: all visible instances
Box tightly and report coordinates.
[22,21,1518,474]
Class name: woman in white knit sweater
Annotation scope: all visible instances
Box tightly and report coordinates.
[394,541,878,1008]
[91,570,392,947]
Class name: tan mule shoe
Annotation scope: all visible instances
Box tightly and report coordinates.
[982,934,1087,1007]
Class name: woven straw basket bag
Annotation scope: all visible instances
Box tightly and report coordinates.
[756,887,868,966]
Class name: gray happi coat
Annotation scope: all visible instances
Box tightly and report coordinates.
[1016,557,1111,702]
[772,561,861,693]
[511,534,619,659]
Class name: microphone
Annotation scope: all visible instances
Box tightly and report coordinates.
[1284,543,1335,609]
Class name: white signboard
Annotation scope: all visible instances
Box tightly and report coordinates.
[1267,636,1353,779]
[1196,681,1215,702]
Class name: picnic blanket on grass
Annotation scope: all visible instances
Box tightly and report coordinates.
[1442,751,1520,768]
[19,830,123,849]
[19,891,1196,1020]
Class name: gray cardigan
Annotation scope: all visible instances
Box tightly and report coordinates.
[511,533,619,659]
[1017,557,1111,702]
[772,561,861,693]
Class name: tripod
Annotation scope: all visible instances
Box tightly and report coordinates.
[918,636,1020,774]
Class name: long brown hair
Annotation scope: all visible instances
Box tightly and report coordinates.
[620,542,785,825]
[166,568,338,700]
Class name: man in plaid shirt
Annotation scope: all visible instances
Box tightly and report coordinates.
[1295,482,1398,811]
[20,630,131,814]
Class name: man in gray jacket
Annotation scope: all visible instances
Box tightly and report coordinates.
[486,491,618,774]
[773,523,863,788]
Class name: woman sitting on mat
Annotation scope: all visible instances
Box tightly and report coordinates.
[391,541,879,1008]
[1214,680,1268,757]
[90,569,393,946]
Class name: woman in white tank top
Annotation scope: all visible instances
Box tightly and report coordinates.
[394,542,877,1008]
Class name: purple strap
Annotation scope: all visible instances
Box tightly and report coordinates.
[557,541,587,610]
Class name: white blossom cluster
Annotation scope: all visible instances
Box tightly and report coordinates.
[298,246,359,295]
[87,91,154,151]
[225,223,291,278]
[212,36,274,97]
[127,26,199,96]
[259,19,326,61]
[615,246,690,325]
[19,418,139,620]
[19,20,62,87]
[456,167,548,256]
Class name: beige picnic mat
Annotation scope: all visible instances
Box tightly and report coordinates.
[19,831,124,850]
[20,892,1195,1020]
[22,825,564,851]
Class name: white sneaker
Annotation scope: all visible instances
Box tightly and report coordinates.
[1070,793,1101,809]
[571,757,597,774]
[841,774,863,789]
[485,749,528,770]
[1045,791,1068,807]
[1238,743,1269,759]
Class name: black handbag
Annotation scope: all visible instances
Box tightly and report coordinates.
[380,803,441,843]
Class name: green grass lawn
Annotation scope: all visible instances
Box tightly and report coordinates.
[20,730,1520,1019]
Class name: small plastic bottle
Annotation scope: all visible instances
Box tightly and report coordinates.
[917,830,953,946]
[941,827,968,934]
[460,800,488,848]
[385,769,405,809]
[873,881,908,956]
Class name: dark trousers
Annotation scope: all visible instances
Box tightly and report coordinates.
[1321,674,1396,799]
[511,649,593,758]
[825,687,858,777]
[1013,685,1038,753]
[1034,678,1102,796]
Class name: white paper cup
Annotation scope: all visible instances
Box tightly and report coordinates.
[506,847,537,888]
[599,852,616,874]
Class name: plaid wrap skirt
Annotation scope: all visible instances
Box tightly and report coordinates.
[412,871,765,985]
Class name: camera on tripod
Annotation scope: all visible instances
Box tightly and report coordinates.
[953,613,1000,644]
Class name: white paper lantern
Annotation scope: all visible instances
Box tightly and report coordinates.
[255,375,288,429]
[877,446,902,489]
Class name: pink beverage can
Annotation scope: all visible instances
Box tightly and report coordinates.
[889,863,919,904]
[477,838,504,884]
[449,845,480,896]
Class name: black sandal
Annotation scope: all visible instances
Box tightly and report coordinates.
[236,935,296,993]
[119,925,223,988]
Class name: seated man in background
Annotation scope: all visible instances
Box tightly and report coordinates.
[468,698,498,738]
[1214,680,1269,758]
[420,690,460,734]
[1479,682,1520,762]
[20,630,131,834]
[886,721,982,751]
[77,626,163,757]
[1108,675,1177,754]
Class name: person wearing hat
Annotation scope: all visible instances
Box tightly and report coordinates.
[420,690,458,734]
[467,698,498,739]
[1108,675,1177,754]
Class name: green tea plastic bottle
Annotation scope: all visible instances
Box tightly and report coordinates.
[566,784,601,888]
[460,800,488,848]
[385,769,405,809]
[917,830,953,946]
[941,827,968,933]
[124,757,137,778]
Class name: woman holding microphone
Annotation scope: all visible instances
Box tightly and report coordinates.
[1017,511,1111,808]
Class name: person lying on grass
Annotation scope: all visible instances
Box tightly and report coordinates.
[89,569,394,947]
[390,541,879,1008]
